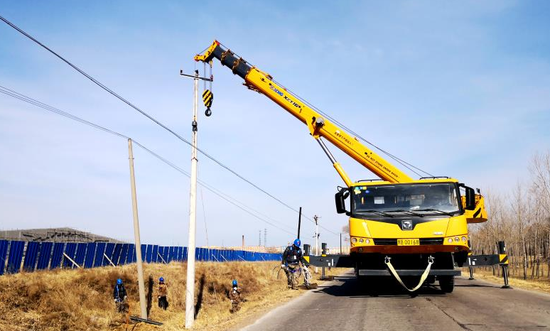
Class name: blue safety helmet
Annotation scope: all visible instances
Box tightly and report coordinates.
[293,239,301,247]
[159,277,164,283]
[232,279,238,287]
[117,278,123,285]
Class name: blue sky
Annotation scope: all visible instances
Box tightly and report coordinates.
[1,1,549,248]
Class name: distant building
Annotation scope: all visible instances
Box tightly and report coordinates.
[0,227,123,243]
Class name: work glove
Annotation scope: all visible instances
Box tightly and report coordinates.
[281,264,285,269]
[114,299,117,303]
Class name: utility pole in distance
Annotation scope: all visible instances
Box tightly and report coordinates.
[313,215,320,256]
[314,215,320,273]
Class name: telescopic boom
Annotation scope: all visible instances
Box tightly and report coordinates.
[195,40,413,186]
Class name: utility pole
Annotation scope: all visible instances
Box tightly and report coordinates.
[180,67,212,329]
[340,232,342,254]
[264,228,267,248]
[127,138,147,319]
[185,70,199,329]
[297,207,302,239]
[314,215,320,273]
[242,235,245,249]
[313,215,320,256]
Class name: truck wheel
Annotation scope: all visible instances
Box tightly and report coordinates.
[439,276,454,293]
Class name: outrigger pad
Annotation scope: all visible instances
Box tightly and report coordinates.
[304,283,318,289]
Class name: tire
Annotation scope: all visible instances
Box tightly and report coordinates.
[439,276,454,293]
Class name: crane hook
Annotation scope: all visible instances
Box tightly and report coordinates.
[202,89,213,117]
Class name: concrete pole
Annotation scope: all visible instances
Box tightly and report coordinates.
[314,215,319,273]
[128,138,147,319]
[314,215,319,255]
[185,70,199,329]
[340,233,342,255]
[297,207,302,239]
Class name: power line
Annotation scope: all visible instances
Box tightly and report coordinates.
[0,15,340,236]
[0,85,294,235]
[0,14,317,230]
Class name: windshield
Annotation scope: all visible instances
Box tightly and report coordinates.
[352,183,460,215]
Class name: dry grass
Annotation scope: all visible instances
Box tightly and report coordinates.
[0,262,345,331]
[463,268,550,294]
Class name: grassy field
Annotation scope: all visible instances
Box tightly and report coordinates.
[464,267,550,294]
[0,262,343,331]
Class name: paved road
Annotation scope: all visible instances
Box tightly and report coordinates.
[241,272,550,331]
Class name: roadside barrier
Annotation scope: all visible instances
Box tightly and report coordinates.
[0,240,281,275]
[466,240,511,289]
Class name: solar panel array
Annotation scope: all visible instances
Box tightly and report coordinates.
[0,240,281,275]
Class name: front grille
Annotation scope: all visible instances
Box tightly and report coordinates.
[420,238,444,245]
[373,239,397,245]
[373,238,444,245]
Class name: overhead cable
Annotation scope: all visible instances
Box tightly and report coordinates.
[0,14,322,231]
[0,85,295,235]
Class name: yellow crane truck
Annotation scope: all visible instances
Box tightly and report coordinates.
[195,40,487,292]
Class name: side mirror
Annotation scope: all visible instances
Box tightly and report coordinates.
[335,188,350,214]
[465,186,476,210]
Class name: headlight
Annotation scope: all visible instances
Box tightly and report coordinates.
[454,236,460,242]
[351,238,357,243]
[365,239,370,244]
[462,236,467,242]
[447,238,453,243]
[359,238,364,243]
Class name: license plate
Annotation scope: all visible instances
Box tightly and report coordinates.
[397,239,420,246]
